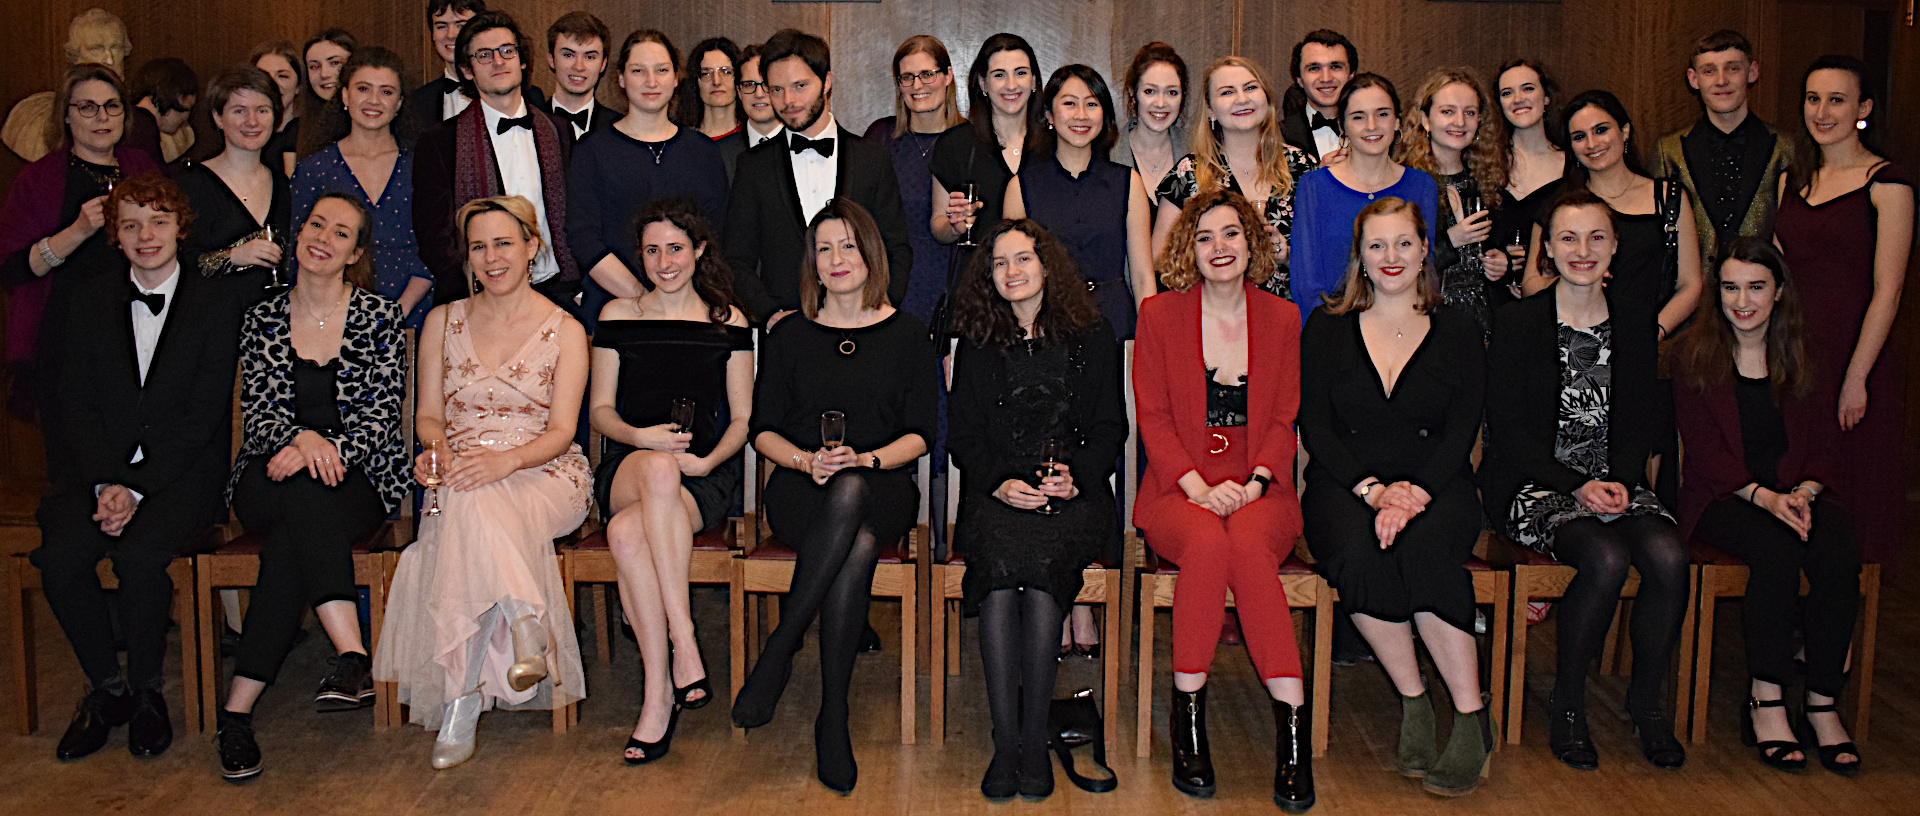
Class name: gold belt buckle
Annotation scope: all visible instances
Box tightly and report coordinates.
[1209,432,1230,455]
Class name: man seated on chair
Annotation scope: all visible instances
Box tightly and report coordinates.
[30,173,253,761]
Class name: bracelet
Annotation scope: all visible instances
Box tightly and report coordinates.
[1792,484,1819,499]
[1744,484,1763,503]
[790,452,805,471]
[1657,324,1669,340]
[36,238,64,269]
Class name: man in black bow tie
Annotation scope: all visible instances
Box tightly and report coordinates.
[1281,29,1358,165]
[544,11,609,141]
[412,10,578,311]
[723,29,911,326]
[408,1,548,130]
[33,175,252,762]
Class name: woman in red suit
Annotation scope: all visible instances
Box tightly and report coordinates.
[1135,188,1312,813]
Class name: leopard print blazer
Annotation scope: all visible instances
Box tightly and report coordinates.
[226,288,410,514]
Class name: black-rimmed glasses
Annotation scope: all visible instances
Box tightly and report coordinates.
[470,44,520,64]
[69,100,125,119]
[896,70,944,87]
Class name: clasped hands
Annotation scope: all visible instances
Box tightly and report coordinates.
[632,422,716,478]
[1363,480,1431,548]
[995,463,1079,511]
[1184,475,1267,517]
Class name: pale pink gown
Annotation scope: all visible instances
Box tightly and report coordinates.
[375,302,591,728]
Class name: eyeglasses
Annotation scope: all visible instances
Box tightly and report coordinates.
[698,66,733,81]
[735,80,767,94]
[469,43,520,64]
[69,100,125,119]
[896,69,944,87]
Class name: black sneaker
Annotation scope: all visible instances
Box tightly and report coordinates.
[314,651,375,712]
[215,711,262,782]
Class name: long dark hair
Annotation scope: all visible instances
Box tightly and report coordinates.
[313,46,420,147]
[1557,89,1647,189]
[1035,64,1119,158]
[1670,237,1811,401]
[672,37,742,131]
[1495,58,1563,146]
[632,198,737,325]
[296,28,357,159]
[1786,54,1882,198]
[950,219,1101,349]
[965,33,1042,150]
[1335,72,1402,155]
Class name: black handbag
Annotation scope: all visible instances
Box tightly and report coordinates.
[1048,687,1118,792]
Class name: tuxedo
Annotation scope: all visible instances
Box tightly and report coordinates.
[1281,107,1340,164]
[411,102,576,306]
[549,97,612,141]
[723,124,912,320]
[31,262,252,690]
[408,75,550,129]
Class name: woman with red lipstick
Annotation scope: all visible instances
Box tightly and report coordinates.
[176,67,287,290]
[1152,55,1313,300]
[673,37,743,141]
[1300,198,1491,796]
[1135,189,1313,811]
[1484,191,1689,772]
[1670,238,1861,775]
[291,47,437,327]
[1398,69,1508,336]
[932,33,1040,251]
[1113,42,1189,206]
[1488,59,1563,313]
[1773,55,1913,573]
[294,29,356,162]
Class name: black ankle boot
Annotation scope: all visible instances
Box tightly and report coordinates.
[1626,694,1687,770]
[1169,686,1215,797]
[1273,700,1315,813]
[980,742,1018,799]
[1547,697,1600,770]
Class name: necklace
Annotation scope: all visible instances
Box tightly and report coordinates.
[298,285,349,329]
[641,139,667,165]
[836,328,857,356]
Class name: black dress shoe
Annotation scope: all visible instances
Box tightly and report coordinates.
[55,686,134,761]
[215,710,262,781]
[857,625,883,655]
[315,651,375,712]
[1626,697,1686,770]
[1547,700,1599,771]
[127,687,173,757]
[1169,686,1215,797]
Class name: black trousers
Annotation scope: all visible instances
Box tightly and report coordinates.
[1693,497,1861,697]
[32,476,224,689]
[229,458,386,684]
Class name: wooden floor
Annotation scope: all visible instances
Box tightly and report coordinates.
[2,527,1917,815]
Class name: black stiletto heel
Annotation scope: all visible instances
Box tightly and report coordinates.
[624,704,681,765]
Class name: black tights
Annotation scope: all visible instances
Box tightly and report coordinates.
[734,470,885,785]
[1550,515,1689,713]
[979,587,1064,776]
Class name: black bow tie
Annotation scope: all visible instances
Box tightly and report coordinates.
[496,114,535,134]
[1307,111,1338,132]
[790,133,834,158]
[435,76,461,95]
[554,104,591,132]
[133,291,165,314]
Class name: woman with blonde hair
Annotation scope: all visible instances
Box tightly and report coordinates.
[1397,69,1510,334]
[862,34,964,320]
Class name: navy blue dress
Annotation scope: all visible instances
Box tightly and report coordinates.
[1017,154,1136,340]
[863,117,954,323]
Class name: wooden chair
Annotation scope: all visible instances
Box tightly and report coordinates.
[565,519,748,664]
[1135,547,1335,758]
[1684,539,1879,744]
[5,552,203,735]
[1467,549,1512,735]
[728,459,922,744]
[1488,533,1696,744]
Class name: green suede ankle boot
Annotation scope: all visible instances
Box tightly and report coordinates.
[1397,691,1437,778]
[1423,695,1494,797]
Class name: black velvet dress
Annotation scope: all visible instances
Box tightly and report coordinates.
[592,319,752,530]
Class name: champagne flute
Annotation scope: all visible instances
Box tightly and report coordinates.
[261,224,285,289]
[1035,438,1063,516]
[1504,226,1529,278]
[1459,193,1486,255]
[957,183,979,248]
[422,439,444,516]
[670,398,696,434]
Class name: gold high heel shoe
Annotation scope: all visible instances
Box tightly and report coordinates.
[506,615,552,692]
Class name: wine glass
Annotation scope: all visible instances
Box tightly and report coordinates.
[1504,226,1529,279]
[1459,193,1485,252]
[1035,438,1063,516]
[422,439,444,516]
[957,183,979,248]
[820,410,846,451]
[670,398,696,433]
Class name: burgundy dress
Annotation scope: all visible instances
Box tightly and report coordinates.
[1773,162,1914,568]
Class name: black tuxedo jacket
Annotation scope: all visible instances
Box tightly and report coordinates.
[43,265,250,509]
[409,77,550,129]
[548,98,614,142]
[722,125,912,321]
[411,104,576,305]
[1281,108,1323,163]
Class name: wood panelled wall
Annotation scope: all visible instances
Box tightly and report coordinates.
[1,0,1916,494]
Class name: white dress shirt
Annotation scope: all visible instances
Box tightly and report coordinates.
[441,66,472,121]
[1309,112,1341,159]
[747,122,783,148]
[553,97,596,140]
[481,98,560,283]
[788,113,838,224]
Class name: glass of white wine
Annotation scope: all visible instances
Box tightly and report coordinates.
[422,439,444,516]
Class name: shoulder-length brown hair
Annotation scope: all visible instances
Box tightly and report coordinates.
[950,219,1102,348]
[1669,237,1811,401]
[1156,188,1277,292]
[1190,56,1296,199]
[1322,197,1442,315]
[1397,68,1510,197]
[799,199,890,318]
[300,191,377,292]
[633,197,738,325]
[890,35,963,138]
[48,63,126,155]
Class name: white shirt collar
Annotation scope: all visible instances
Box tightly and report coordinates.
[554,96,594,116]
[791,112,837,145]
[480,96,529,127]
[747,122,783,147]
[131,262,182,297]
[443,65,461,83]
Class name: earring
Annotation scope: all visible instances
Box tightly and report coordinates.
[1856,119,1868,130]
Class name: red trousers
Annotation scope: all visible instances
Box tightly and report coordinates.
[1139,426,1303,680]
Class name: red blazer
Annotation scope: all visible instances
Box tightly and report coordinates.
[1672,361,1841,539]
[1132,282,1302,535]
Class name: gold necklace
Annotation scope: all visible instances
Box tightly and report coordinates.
[298,285,349,329]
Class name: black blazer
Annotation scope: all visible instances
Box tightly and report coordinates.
[1481,287,1662,509]
[42,264,252,509]
[1299,305,1484,494]
[722,125,913,321]
[411,105,575,305]
[409,77,549,129]
[1281,108,1323,163]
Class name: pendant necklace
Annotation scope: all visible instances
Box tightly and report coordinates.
[302,286,347,329]
[837,328,857,356]
[642,140,667,165]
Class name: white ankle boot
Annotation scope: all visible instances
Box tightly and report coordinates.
[430,689,485,769]
[507,615,552,692]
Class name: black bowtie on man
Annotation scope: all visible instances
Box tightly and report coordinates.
[723,28,912,326]
[544,11,610,141]
[1281,29,1359,164]
[33,177,253,762]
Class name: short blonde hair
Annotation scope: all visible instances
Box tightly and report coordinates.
[456,195,543,294]
[1155,188,1276,292]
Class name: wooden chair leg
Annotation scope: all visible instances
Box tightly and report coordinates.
[170,559,201,735]
[1855,563,1879,741]
[1690,574,1722,744]
[1487,571,1509,750]
[365,556,390,731]
[591,583,611,665]
[928,565,946,746]
[729,558,747,739]
[381,550,403,729]
[1506,569,1532,744]
[7,557,37,735]
[1671,568,1697,740]
[1101,569,1121,762]
[1135,574,1157,758]
[898,567,917,745]
[195,557,220,734]
[1311,579,1332,758]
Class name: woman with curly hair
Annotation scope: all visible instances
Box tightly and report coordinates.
[1397,69,1509,334]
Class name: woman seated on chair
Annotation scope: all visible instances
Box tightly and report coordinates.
[1133,188,1313,812]
[947,219,1127,800]
[1481,189,1688,772]
[1298,197,1492,797]
[588,199,752,765]
[1669,238,1861,776]
[214,192,408,782]
[729,199,938,794]
[374,195,593,770]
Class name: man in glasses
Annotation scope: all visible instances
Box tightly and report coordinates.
[413,10,578,312]
[715,44,786,183]
[409,0,548,128]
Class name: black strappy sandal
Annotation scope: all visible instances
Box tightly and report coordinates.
[1800,700,1862,777]
[1740,697,1807,774]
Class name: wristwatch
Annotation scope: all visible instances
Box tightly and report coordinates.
[868,453,882,470]
[1248,472,1272,492]
[1356,481,1381,500]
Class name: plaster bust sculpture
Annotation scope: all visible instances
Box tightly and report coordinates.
[2,9,133,162]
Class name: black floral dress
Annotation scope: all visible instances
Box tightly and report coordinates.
[1505,319,1670,552]
[1156,147,1316,300]
[1434,170,1491,336]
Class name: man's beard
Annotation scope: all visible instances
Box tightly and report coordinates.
[781,93,828,134]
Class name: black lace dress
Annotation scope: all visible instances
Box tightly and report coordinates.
[948,329,1127,614]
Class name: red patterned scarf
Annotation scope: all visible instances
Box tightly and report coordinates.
[452,102,578,282]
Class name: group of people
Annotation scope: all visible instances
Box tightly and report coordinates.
[0,3,1909,811]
